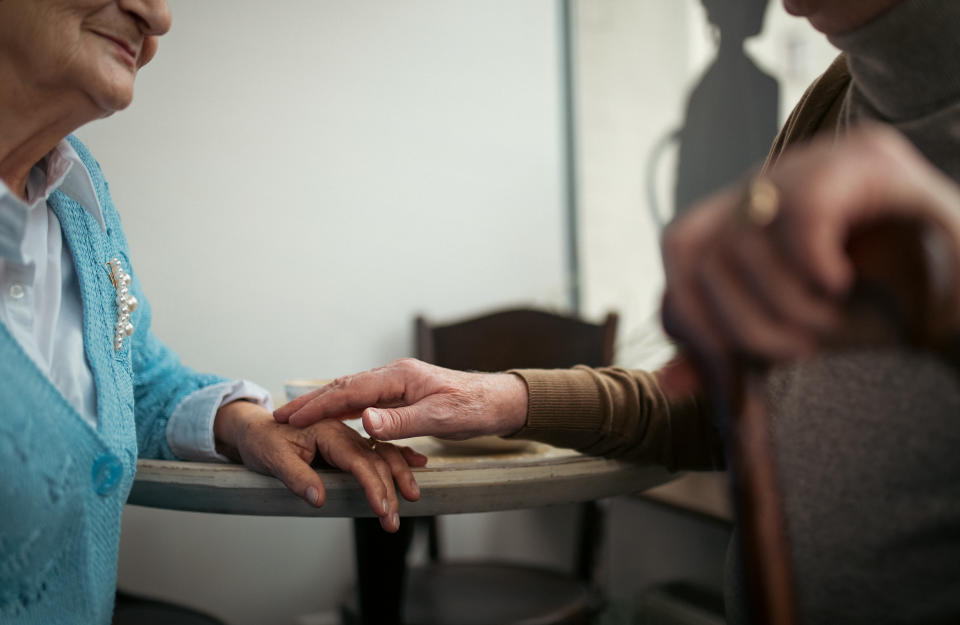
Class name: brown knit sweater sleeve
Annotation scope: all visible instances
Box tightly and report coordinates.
[506,367,723,471]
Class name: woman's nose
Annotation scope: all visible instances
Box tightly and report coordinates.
[117,0,172,36]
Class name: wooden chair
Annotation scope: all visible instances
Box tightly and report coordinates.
[681,219,960,625]
[416,308,618,373]
[343,308,617,625]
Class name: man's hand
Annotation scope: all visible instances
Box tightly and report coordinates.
[273,358,529,441]
[661,124,960,364]
[214,400,427,532]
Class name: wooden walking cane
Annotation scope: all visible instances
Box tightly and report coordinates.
[674,216,960,625]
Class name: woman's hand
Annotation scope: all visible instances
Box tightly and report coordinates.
[661,124,960,365]
[214,400,427,532]
[273,358,529,440]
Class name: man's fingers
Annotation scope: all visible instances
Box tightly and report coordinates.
[730,229,843,336]
[661,126,960,367]
[770,125,940,297]
[661,282,728,363]
[282,386,380,427]
[661,189,738,360]
[278,361,425,427]
[274,385,328,422]
[363,402,443,440]
[288,391,376,427]
[700,252,816,360]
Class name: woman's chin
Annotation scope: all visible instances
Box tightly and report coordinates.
[89,82,136,115]
[83,66,138,114]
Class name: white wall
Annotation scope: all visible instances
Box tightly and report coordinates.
[574,0,839,371]
[78,0,568,401]
[573,0,694,371]
[76,2,571,623]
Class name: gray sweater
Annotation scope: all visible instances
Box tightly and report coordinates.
[746,1,960,623]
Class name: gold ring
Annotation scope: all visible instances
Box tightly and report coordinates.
[737,175,780,228]
[367,438,379,451]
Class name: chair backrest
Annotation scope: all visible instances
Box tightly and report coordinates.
[416,308,618,371]
[414,307,618,582]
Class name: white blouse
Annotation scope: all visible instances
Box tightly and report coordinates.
[0,140,270,461]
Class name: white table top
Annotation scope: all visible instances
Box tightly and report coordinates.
[129,437,675,517]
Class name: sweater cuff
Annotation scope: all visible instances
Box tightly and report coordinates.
[505,367,606,447]
[166,379,273,462]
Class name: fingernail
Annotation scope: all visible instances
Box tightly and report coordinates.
[391,513,400,530]
[366,408,383,432]
[381,498,389,516]
[411,481,420,498]
[306,486,320,506]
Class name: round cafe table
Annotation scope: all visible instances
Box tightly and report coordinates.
[130,437,673,517]
[130,436,675,625]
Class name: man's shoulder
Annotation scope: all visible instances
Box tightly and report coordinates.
[763,54,852,171]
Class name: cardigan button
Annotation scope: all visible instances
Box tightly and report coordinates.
[92,453,124,496]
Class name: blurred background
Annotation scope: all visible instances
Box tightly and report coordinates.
[75,1,837,623]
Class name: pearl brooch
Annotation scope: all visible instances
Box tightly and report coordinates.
[107,258,138,350]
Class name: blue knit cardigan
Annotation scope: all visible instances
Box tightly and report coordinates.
[0,136,225,624]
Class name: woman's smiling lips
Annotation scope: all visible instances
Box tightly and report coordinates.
[92,30,138,68]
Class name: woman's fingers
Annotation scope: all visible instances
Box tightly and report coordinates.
[369,447,401,532]
[375,443,423,502]
[340,445,395,530]
[311,421,428,533]
[232,416,329,508]
[398,445,429,468]
[257,446,328,509]
[331,437,395,531]
[233,412,427,531]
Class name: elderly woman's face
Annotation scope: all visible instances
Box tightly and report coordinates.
[0,0,171,115]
